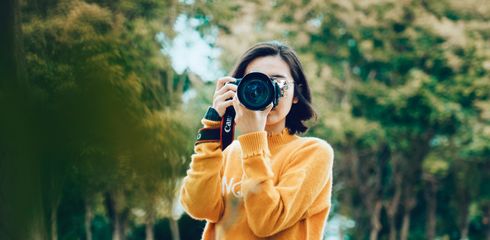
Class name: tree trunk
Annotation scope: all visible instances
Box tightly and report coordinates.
[145,216,154,240]
[369,200,382,240]
[0,1,46,239]
[105,191,126,240]
[85,201,93,240]
[0,0,26,88]
[123,213,130,240]
[386,182,401,240]
[169,218,180,240]
[400,210,411,240]
[401,196,416,240]
[51,206,58,240]
[388,216,397,240]
[424,177,437,240]
[458,192,470,240]
[426,197,436,240]
[461,225,469,240]
[459,203,470,240]
[113,215,122,240]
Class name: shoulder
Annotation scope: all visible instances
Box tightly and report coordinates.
[282,136,334,171]
[283,136,334,181]
[293,136,334,159]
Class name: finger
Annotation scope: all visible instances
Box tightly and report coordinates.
[214,83,237,97]
[232,94,240,107]
[232,95,241,124]
[215,90,236,103]
[220,98,234,110]
[222,90,236,100]
[213,94,235,117]
[232,94,241,112]
[216,90,236,101]
[215,77,236,91]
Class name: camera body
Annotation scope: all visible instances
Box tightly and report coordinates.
[230,72,282,111]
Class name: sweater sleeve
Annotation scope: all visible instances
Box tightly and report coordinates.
[179,119,224,223]
[238,131,334,237]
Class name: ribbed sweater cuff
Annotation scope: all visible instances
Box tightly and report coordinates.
[201,118,220,129]
[238,131,269,158]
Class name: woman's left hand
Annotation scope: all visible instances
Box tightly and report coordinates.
[232,94,273,135]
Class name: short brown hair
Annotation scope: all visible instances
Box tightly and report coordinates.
[230,41,317,134]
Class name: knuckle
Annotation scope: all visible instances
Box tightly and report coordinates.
[218,77,231,83]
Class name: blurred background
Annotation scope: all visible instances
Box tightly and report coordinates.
[1,0,489,239]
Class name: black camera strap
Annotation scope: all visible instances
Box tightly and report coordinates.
[220,107,236,150]
[195,128,220,145]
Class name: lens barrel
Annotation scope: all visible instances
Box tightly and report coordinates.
[235,72,279,111]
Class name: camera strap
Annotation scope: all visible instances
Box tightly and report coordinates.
[195,127,221,145]
[220,107,236,150]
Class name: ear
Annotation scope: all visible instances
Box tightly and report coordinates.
[293,97,299,104]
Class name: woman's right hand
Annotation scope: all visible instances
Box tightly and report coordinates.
[212,76,237,117]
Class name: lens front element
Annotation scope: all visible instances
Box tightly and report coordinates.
[237,72,275,111]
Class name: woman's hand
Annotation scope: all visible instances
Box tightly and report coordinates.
[232,94,273,135]
[212,77,237,117]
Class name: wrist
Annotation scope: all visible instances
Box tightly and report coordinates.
[238,122,266,135]
[204,106,222,121]
[237,131,269,158]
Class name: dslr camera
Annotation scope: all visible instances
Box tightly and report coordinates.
[229,72,287,111]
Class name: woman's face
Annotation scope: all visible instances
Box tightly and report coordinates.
[244,55,297,126]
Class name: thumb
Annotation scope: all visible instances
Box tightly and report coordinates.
[232,94,240,110]
[263,103,273,113]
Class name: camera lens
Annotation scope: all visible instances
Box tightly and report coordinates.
[237,72,275,110]
[242,79,271,108]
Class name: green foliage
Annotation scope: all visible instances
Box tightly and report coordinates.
[2,0,489,239]
[187,0,490,239]
[2,0,198,239]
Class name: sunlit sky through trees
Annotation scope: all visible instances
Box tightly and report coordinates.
[160,15,224,82]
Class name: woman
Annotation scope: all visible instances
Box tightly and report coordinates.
[180,41,334,239]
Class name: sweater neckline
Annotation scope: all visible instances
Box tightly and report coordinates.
[267,128,298,148]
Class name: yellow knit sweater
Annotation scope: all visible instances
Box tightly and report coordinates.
[180,119,334,239]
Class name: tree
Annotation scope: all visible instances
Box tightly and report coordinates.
[187,0,490,239]
[1,0,195,239]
